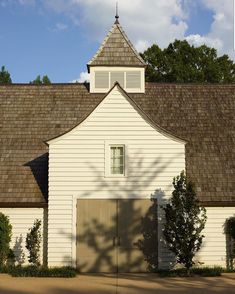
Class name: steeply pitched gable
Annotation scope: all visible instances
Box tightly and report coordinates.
[0,83,234,206]
[87,22,146,69]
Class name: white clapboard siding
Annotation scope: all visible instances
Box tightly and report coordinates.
[158,207,235,268]
[47,85,185,267]
[196,207,235,267]
[0,208,46,265]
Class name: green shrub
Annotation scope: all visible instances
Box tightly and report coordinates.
[192,267,222,277]
[226,217,235,239]
[226,217,235,270]
[26,219,41,266]
[156,267,223,277]
[0,213,12,266]
[8,265,77,277]
[7,249,15,265]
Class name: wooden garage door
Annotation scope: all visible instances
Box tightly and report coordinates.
[76,199,157,273]
[117,199,152,272]
[76,199,117,272]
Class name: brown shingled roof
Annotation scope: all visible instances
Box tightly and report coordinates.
[0,83,234,206]
[87,22,146,69]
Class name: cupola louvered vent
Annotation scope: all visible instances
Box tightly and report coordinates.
[126,71,141,89]
[110,72,124,88]
[95,72,109,89]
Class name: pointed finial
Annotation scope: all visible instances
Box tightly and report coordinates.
[115,2,119,24]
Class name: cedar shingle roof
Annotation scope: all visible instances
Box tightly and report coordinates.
[87,22,146,69]
[0,83,234,206]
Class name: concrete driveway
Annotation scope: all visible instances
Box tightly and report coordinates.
[0,273,235,294]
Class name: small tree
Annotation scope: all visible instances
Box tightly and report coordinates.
[0,66,12,84]
[0,213,12,265]
[162,171,207,273]
[226,217,235,270]
[42,75,51,84]
[30,75,51,84]
[26,219,41,266]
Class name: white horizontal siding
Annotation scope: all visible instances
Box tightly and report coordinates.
[48,86,185,267]
[0,208,46,265]
[196,207,235,267]
[158,207,235,269]
[47,195,74,267]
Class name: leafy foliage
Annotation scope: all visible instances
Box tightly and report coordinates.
[0,66,12,84]
[162,171,207,271]
[226,217,235,239]
[226,217,235,270]
[30,75,51,84]
[0,265,77,277]
[8,265,77,277]
[0,213,12,266]
[156,266,222,277]
[141,40,235,83]
[25,219,41,266]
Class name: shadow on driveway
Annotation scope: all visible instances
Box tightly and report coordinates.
[0,273,235,294]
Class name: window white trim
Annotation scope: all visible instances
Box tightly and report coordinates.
[105,141,128,178]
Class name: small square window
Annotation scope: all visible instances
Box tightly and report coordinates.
[110,146,125,175]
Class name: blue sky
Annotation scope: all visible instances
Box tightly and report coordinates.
[0,0,234,83]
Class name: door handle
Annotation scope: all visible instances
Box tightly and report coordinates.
[113,236,116,247]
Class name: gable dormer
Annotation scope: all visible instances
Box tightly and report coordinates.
[88,16,146,93]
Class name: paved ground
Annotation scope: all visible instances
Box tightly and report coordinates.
[0,273,235,294]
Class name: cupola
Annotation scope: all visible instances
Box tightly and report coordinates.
[88,14,146,93]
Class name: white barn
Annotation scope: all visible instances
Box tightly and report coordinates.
[0,16,234,272]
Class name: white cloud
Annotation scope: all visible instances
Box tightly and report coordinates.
[186,34,223,51]
[42,0,235,60]
[135,40,150,53]
[192,0,235,59]
[70,71,90,83]
[7,0,235,60]
[43,0,189,49]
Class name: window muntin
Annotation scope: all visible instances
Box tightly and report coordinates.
[110,146,125,175]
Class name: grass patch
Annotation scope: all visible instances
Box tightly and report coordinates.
[156,267,223,277]
[0,265,77,278]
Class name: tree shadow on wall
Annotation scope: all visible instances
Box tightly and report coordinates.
[72,154,177,273]
[12,235,25,265]
[134,197,158,272]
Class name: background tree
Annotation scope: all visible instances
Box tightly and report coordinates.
[162,171,207,273]
[141,40,235,83]
[0,66,12,84]
[0,213,12,266]
[26,219,41,266]
[30,75,51,85]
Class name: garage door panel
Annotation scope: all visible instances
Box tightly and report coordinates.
[118,199,157,272]
[76,199,117,272]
